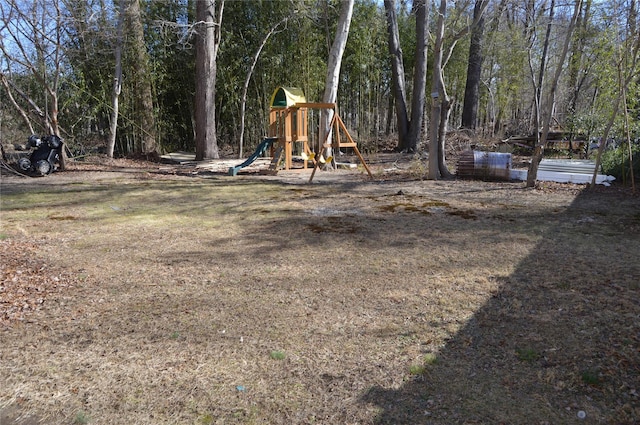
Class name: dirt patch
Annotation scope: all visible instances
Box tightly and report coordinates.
[1,155,639,424]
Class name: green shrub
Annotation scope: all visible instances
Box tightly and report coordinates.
[600,143,640,184]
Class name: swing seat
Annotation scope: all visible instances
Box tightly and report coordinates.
[301,152,315,161]
[319,155,333,164]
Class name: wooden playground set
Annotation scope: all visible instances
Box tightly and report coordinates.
[228,87,372,182]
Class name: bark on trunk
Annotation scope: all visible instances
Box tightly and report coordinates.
[108,0,125,159]
[527,0,582,187]
[195,0,223,160]
[128,0,157,155]
[461,0,487,130]
[383,0,409,150]
[428,0,446,179]
[405,0,429,153]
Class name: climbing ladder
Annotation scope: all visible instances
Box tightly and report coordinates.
[269,146,285,171]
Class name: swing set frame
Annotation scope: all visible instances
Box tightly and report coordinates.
[268,95,372,182]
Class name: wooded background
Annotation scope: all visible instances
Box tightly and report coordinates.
[1,0,638,171]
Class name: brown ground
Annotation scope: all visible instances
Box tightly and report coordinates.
[1,154,639,424]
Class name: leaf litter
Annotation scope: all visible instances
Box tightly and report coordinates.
[1,240,74,324]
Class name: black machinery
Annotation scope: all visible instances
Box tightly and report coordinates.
[16,134,63,176]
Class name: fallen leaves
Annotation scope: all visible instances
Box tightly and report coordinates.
[0,239,73,324]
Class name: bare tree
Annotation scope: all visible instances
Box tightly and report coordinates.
[461,0,489,130]
[428,0,488,179]
[566,0,593,153]
[428,0,449,179]
[567,0,592,116]
[525,0,555,152]
[0,73,36,135]
[107,0,126,158]
[0,0,67,167]
[127,0,157,155]
[527,0,583,187]
[591,0,640,187]
[383,0,408,150]
[406,0,429,154]
[320,0,354,161]
[194,0,224,160]
[0,0,63,135]
[238,15,291,158]
[384,0,429,153]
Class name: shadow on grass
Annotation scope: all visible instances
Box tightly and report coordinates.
[359,188,640,424]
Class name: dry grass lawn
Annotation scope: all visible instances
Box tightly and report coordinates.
[1,156,639,424]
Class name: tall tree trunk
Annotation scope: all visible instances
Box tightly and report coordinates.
[461,0,487,130]
[46,0,65,168]
[195,0,223,161]
[320,0,354,160]
[621,83,635,190]
[128,0,156,155]
[527,0,583,187]
[385,93,394,135]
[523,0,538,137]
[428,0,449,179]
[383,0,409,150]
[567,0,592,153]
[533,0,555,141]
[108,0,125,159]
[429,0,488,179]
[384,0,429,153]
[437,96,453,178]
[567,0,592,114]
[405,0,429,153]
